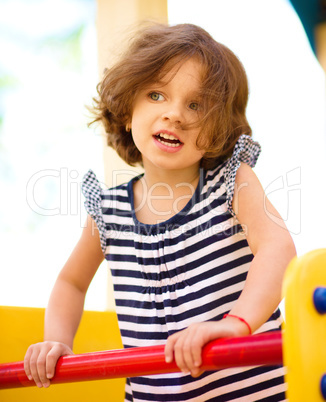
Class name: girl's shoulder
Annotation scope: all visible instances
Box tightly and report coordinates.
[82,169,131,197]
[225,134,261,174]
[81,169,135,254]
[213,134,261,215]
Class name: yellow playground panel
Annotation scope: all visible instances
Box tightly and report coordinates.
[283,248,326,401]
[0,307,125,402]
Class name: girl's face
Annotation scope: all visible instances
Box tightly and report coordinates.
[129,58,205,175]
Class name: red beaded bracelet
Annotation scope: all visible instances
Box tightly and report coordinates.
[223,314,252,335]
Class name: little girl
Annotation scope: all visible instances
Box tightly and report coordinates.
[24,23,296,401]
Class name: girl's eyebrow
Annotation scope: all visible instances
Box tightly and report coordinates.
[142,80,168,90]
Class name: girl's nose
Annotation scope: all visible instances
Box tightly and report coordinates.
[161,103,184,127]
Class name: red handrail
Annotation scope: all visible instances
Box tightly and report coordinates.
[0,331,283,389]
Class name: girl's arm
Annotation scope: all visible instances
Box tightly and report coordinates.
[165,163,296,377]
[24,215,104,388]
[226,162,296,331]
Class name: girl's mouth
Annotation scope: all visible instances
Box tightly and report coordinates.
[154,132,183,148]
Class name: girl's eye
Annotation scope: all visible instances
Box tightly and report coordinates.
[149,92,164,101]
[189,102,199,111]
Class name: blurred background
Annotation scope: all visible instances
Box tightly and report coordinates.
[0,0,325,310]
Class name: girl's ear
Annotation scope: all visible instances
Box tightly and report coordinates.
[126,122,131,132]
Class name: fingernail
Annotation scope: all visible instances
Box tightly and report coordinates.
[36,382,43,388]
[46,373,53,379]
[27,375,32,381]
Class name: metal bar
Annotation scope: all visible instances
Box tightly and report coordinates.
[0,331,283,389]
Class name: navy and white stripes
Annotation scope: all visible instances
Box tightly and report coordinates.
[82,135,286,401]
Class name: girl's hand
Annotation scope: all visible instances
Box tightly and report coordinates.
[24,341,73,388]
[164,317,250,377]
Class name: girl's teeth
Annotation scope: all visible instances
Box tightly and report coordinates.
[159,139,180,148]
[159,133,178,140]
[156,133,181,147]
[157,138,180,147]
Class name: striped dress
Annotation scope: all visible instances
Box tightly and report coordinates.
[82,135,287,402]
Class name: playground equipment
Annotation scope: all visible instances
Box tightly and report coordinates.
[0,249,325,401]
[283,248,326,401]
[0,332,282,389]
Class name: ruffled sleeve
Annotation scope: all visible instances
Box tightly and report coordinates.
[224,134,261,216]
[81,169,107,255]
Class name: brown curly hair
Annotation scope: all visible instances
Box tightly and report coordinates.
[90,23,252,170]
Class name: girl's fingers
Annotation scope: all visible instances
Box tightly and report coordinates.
[189,336,205,377]
[165,332,189,372]
[174,336,190,373]
[45,343,71,380]
[23,346,33,381]
[36,348,52,387]
[164,334,177,363]
[170,330,198,374]
[45,350,58,380]
[165,331,191,372]
[190,332,204,369]
[23,342,73,388]
[165,324,213,377]
[180,330,204,376]
[28,347,45,387]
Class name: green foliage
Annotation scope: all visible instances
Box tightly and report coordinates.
[0,74,20,89]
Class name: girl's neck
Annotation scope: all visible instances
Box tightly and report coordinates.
[141,160,201,189]
[143,170,200,191]
[133,164,201,225]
